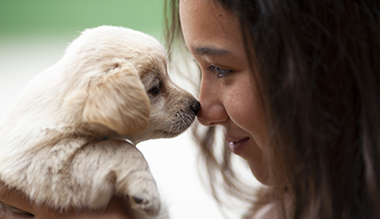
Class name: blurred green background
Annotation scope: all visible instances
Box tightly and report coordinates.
[0,0,165,40]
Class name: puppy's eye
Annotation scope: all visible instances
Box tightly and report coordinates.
[148,86,160,96]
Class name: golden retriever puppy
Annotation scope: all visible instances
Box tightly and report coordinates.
[0,26,200,218]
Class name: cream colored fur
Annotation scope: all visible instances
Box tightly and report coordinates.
[0,26,199,219]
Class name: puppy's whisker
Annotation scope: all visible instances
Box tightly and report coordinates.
[168,123,174,135]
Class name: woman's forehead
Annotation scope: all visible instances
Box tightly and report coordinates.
[179,0,242,54]
[179,0,236,26]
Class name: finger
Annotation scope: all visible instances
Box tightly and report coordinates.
[36,196,135,219]
[0,181,37,216]
[0,181,135,219]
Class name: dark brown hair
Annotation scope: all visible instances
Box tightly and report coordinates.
[165,0,379,218]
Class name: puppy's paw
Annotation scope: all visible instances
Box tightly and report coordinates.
[125,179,161,216]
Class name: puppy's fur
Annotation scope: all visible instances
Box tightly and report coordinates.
[0,26,199,218]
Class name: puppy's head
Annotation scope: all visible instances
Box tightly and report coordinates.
[63,26,199,142]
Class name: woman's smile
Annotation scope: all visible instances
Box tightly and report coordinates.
[224,134,251,154]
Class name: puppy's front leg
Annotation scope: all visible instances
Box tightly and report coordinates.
[72,139,161,216]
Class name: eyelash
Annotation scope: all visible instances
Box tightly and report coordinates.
[207,64,232,78]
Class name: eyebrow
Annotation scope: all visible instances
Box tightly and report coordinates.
[192,46,232,57]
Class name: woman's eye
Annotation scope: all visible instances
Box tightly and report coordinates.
[207,64,231,78]
[148,86,160,96]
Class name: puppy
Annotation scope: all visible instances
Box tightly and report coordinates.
[0,26,200,218]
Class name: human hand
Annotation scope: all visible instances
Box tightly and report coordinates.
[0,181,135,219]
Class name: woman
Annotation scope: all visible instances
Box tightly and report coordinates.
[1,0,378,218]
[165,0,379,218]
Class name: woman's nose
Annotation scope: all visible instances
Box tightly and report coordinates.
[197,77,228,126]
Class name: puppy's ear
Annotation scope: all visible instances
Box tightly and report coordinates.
[83,61,150,136]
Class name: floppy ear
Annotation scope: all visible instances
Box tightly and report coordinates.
[83,61,150,136]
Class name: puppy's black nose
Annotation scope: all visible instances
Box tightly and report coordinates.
[190,100,201,115]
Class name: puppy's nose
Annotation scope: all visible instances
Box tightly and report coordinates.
[190,100,201,115]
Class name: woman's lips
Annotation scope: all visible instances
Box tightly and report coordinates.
[225,136,250,154]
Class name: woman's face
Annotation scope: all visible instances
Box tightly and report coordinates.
[180,0,270,185]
